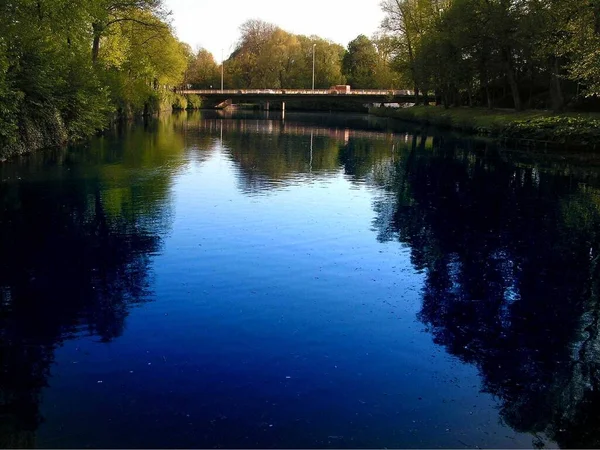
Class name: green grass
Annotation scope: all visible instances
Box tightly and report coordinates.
[370,106,600,147]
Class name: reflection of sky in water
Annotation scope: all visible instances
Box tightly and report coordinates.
[5,111,600,448]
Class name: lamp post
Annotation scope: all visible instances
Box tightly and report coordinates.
[312,43,316,90]
[221,48,224,92]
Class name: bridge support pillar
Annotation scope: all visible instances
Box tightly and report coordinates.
[266,101,270,111]
[282,101,285,113]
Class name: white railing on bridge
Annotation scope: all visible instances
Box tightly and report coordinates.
[180,89,415,96]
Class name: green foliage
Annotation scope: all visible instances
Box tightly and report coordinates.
[186,49,220,89]
[343,35,379,88]
[171,94,188,111]
[380,0,600,110]
[503,116,600,144]
[185,94,202,110]
[224,20,346,89]
[371,106,600,146]
[0,0,189,156]
[220,22,403,90]
[0,43,23,149]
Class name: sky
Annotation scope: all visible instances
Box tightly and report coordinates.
[164,0,385,62]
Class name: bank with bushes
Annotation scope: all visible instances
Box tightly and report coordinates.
[370,106,600,148]
[0,91,203,160]
[0,0,204,160]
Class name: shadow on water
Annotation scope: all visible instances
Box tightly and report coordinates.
[0,118,195,447]
[2,110,600,447]
[370,135,600,449]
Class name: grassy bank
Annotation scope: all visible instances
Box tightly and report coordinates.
[370,106,600,147]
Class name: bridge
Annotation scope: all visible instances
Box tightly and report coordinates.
[179,89,415,106]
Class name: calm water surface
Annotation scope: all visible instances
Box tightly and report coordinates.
[2,111,600,448]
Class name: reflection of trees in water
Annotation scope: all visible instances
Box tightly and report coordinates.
[178,112,422,196]
[372,135,600,448]
[224,131,341,193]
[0,123,181,448]
[210,122,398,194]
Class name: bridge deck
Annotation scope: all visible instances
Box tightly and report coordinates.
[179,89,415,103]
[182,89,413,96]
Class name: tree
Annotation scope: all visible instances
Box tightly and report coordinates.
[342,35,379,88]
[89,0,169,63]
[379,0,600,109]
[228,19,279,88]
[225,23,346,89]
[372,33,403,88]
[380,0,441,103]
[187,48,220,89]
[304,37,346,88]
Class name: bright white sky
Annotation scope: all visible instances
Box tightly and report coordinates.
[164,0,385,62]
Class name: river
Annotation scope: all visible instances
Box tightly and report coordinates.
[1,110,599,448]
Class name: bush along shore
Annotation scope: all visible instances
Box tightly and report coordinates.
[0,92,203,161]
[369,106,600,149]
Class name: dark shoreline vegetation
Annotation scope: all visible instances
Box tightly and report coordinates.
[370,106,600,148]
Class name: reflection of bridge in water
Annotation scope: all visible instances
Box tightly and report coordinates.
[190,118,410,145]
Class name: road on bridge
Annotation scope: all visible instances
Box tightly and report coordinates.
[179,89,416,104]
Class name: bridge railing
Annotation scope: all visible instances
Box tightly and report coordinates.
[180,89,415,96]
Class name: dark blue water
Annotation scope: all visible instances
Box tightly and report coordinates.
[2,111,600,448]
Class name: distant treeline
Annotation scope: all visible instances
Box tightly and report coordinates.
[185,20,400,91]
[380,0,600,111]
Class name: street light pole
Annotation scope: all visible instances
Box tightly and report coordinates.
[312,44,316,90]
[221,49,224,92]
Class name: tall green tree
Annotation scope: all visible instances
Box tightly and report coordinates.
[187,48,221,89]
[342,35,379,88]
[225,21,346,89]
[89,0,168,63]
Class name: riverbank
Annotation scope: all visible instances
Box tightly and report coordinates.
[0,93,204,161]
[370,106,600,148]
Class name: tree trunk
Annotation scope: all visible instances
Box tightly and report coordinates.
[452,87,460,107]
[92,24,102,63]
[503,48,522,110]
[486,86,493,109]
[549,56,564,112]
[442,88,450,109]
[407,39,420,105]
[480,65,493,109]
[422,89,430,106]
